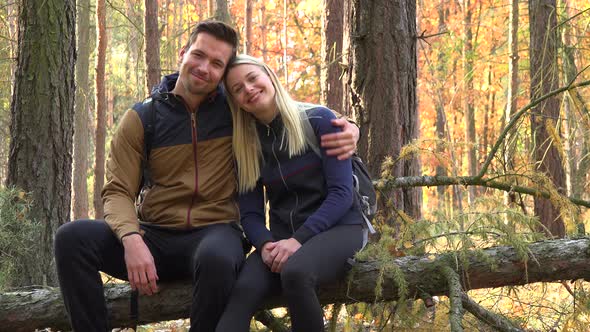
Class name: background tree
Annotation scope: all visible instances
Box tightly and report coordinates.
[93,0,108,219]
[343,0,422,222]
[145,0,161,93]
[215,0,231,23]
[320,0,344,110]
[72,0,92,220]
[529,0,566,237]
[6,0,75,286]
[244,0,252,53]
[462,0,477,205]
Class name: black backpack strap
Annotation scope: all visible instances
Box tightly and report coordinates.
[138,98,157,193]
[130,289,139,329]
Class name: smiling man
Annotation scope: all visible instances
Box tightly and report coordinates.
[54,20,359,332]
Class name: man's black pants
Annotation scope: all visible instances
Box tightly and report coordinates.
[54,220,245,332]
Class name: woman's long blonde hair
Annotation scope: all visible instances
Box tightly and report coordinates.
[225,54,308,193]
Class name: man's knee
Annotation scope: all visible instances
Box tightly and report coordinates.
[192,224,244,274]
[55,220,88,258]
[54,220,110,261]
[193,243,243,275]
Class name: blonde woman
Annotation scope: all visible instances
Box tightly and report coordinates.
[216,54,364,332]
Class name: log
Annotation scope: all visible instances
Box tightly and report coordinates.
[2,237,590,331]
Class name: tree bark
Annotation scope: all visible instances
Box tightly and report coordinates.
[93,0,107,219]
[561,0,588,235]
[529,0,566,238]
[6,0,76,286]
[503,0,520,211]
[259,4,268,63]
[463,0,477,205]
[244,0,253,54]
[344,0,422,221]
[144,0,161,94]
[2,237,590,331]
[435,0,449,208]
[320,0,344,111]
[72,0,91,220]
[215,0,231,23]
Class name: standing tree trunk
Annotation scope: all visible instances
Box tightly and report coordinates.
[435,0,449,209]
[463,0,477,205]
[72,0,91,220]
[320,0,344,111]
[561,0,588,235]
[6,0,76,286]
[259,3,268,63]
[282,0,289,88]
[529,0,566,237]
[215,0,231,23]
[144,0,161,94]
[244,0,252,54]
[94,0,107,219]
[504,0,520,210]
[344,0,421,222]
[207,0,214,18]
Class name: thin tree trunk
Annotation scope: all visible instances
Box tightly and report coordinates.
[435,0,449,208]
[72,0,92,220]
[208,0,214,18]
[94,0,108,219]
[561,0,588,235]
[529,0,566,237]
[6,0,76,286]
[260,4,268,63]
[144,0,161,93]
[503,0,520,211]
[463,0,477,205]
[344,0,421,222]
[244,0,253,54]
[320,0,344,110]
[215,0,231,23]
[282,0,289,88]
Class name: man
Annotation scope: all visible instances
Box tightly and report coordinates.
[55,20,358,332]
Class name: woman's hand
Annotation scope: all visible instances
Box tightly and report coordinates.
[263,238,302,273]
[261,241,276,267]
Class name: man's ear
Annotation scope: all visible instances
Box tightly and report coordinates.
[178,47,186,64]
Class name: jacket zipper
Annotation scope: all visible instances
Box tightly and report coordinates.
[269,126,297,235]
[187,111,199,228]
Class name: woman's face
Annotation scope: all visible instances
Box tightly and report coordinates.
[226,64,277,120]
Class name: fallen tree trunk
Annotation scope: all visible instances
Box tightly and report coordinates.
[2,237,590,331]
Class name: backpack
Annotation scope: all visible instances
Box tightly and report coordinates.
[297,103,377,243]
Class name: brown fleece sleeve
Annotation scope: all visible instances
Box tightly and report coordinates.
[102,109,144,241]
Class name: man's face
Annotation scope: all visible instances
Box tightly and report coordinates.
[176,32,234,99]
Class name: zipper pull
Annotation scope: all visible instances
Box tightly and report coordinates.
[267,125,270,136]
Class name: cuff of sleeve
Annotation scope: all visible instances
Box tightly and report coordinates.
[253,233,275,251]
[114,223,141,242]
[120,231,141,241]
[293,226,315,244]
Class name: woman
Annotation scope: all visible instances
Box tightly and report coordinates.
[216,54,365,332]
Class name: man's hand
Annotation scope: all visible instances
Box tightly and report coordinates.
[122,234,159,296]
[320,118,359,160]
[268,238,302,273]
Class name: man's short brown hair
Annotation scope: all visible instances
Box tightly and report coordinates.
[183,20,238,61]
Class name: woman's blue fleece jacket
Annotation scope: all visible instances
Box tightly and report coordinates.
[239,106,363,250]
